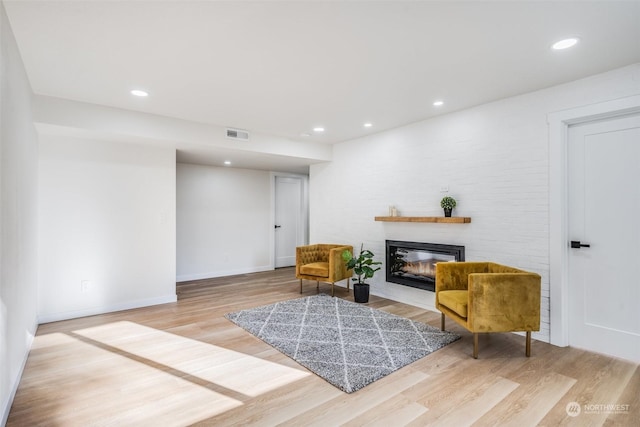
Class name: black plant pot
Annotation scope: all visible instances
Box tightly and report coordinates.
[444,208,452,217]
[353,283,370,303]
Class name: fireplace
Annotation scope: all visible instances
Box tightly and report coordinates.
[386,240,465,292]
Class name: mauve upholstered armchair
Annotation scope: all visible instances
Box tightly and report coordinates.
[296,244,353,296]
[436,262,541,358]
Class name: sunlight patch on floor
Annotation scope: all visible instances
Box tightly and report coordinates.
[23,331,242,426]
[72,321,310,396]
[19,321,311,426]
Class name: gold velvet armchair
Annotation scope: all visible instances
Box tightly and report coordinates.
[436,262,541,359]
[296,244,353,296]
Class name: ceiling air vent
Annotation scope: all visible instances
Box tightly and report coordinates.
[226,128,250,141]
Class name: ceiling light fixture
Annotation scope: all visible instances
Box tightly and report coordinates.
[130,89,149,97]
[224,160,231,166]
[300,132,311,137]
[313,127,325,132]
[363,123,373,128]
[433,100,444,106]
[552,37,579,50]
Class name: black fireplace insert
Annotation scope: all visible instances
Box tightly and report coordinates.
[386,240,465,292]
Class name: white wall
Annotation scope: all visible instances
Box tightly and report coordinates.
[310,63,640,343]
[176,163,272,281]
[0,2,39,423]
[38,135,177,323]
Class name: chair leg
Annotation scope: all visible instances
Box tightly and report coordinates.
[316,280,319,293]
[331,282,334,297]
[473,333,479,359]
[300,279,302,294]
[440,313,445,331]
[526,331,532,357]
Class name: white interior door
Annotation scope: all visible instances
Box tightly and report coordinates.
[275,176,305,268]
[568,114,640,362]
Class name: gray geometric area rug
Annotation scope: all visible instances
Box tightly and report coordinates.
[225,294,460,393]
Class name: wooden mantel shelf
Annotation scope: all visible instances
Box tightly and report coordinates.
[375,216,471,223]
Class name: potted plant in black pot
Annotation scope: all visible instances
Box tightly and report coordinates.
[342,244,382,303]
[440,196,457,217]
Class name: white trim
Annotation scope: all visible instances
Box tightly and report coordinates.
[547,94,640,347]
[37,294,178,324]
[1,318,37,427]
[176,265,272,283]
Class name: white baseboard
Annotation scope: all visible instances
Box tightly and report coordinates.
[37,294,177,324]
[176,265,272,283]
[1,317,37,427]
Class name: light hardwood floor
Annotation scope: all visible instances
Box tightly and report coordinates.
[8,268,639,426]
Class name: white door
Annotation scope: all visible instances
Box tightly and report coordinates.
[275,176,305,268]
[568,113,640,362]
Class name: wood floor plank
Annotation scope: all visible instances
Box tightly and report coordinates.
[604,365,639,426]
[279,366,429,427]
[538,350,639,426]
[427,376,520,426]
[341,394,428,427]
[191,376,343,426]
[474,371,577,426]
[7,267,640,426]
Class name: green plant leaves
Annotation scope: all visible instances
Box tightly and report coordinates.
[440,196,457,209]
[343,245,381,284]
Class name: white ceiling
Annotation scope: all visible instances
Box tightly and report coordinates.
[5,0,640,171]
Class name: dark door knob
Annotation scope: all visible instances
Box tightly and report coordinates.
[571,241,591,249]
[274,225,282,229]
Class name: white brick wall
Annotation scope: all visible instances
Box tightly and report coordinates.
[310,63,640,343]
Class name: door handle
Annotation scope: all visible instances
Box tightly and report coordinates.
[274,225,282,229]
[571,240,591,249]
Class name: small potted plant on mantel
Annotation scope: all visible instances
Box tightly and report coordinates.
[440,196,457,218]
[342,244,382,303]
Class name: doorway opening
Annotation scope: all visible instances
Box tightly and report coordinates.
[273,173,308,268]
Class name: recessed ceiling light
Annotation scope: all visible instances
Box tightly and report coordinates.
[130,89,149,97]
[433,100,444,106]
[224,160,231,166]
[300,132,311,137]
[313,127,325,132]
[363,123,373,128]
[552,38,579,50]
